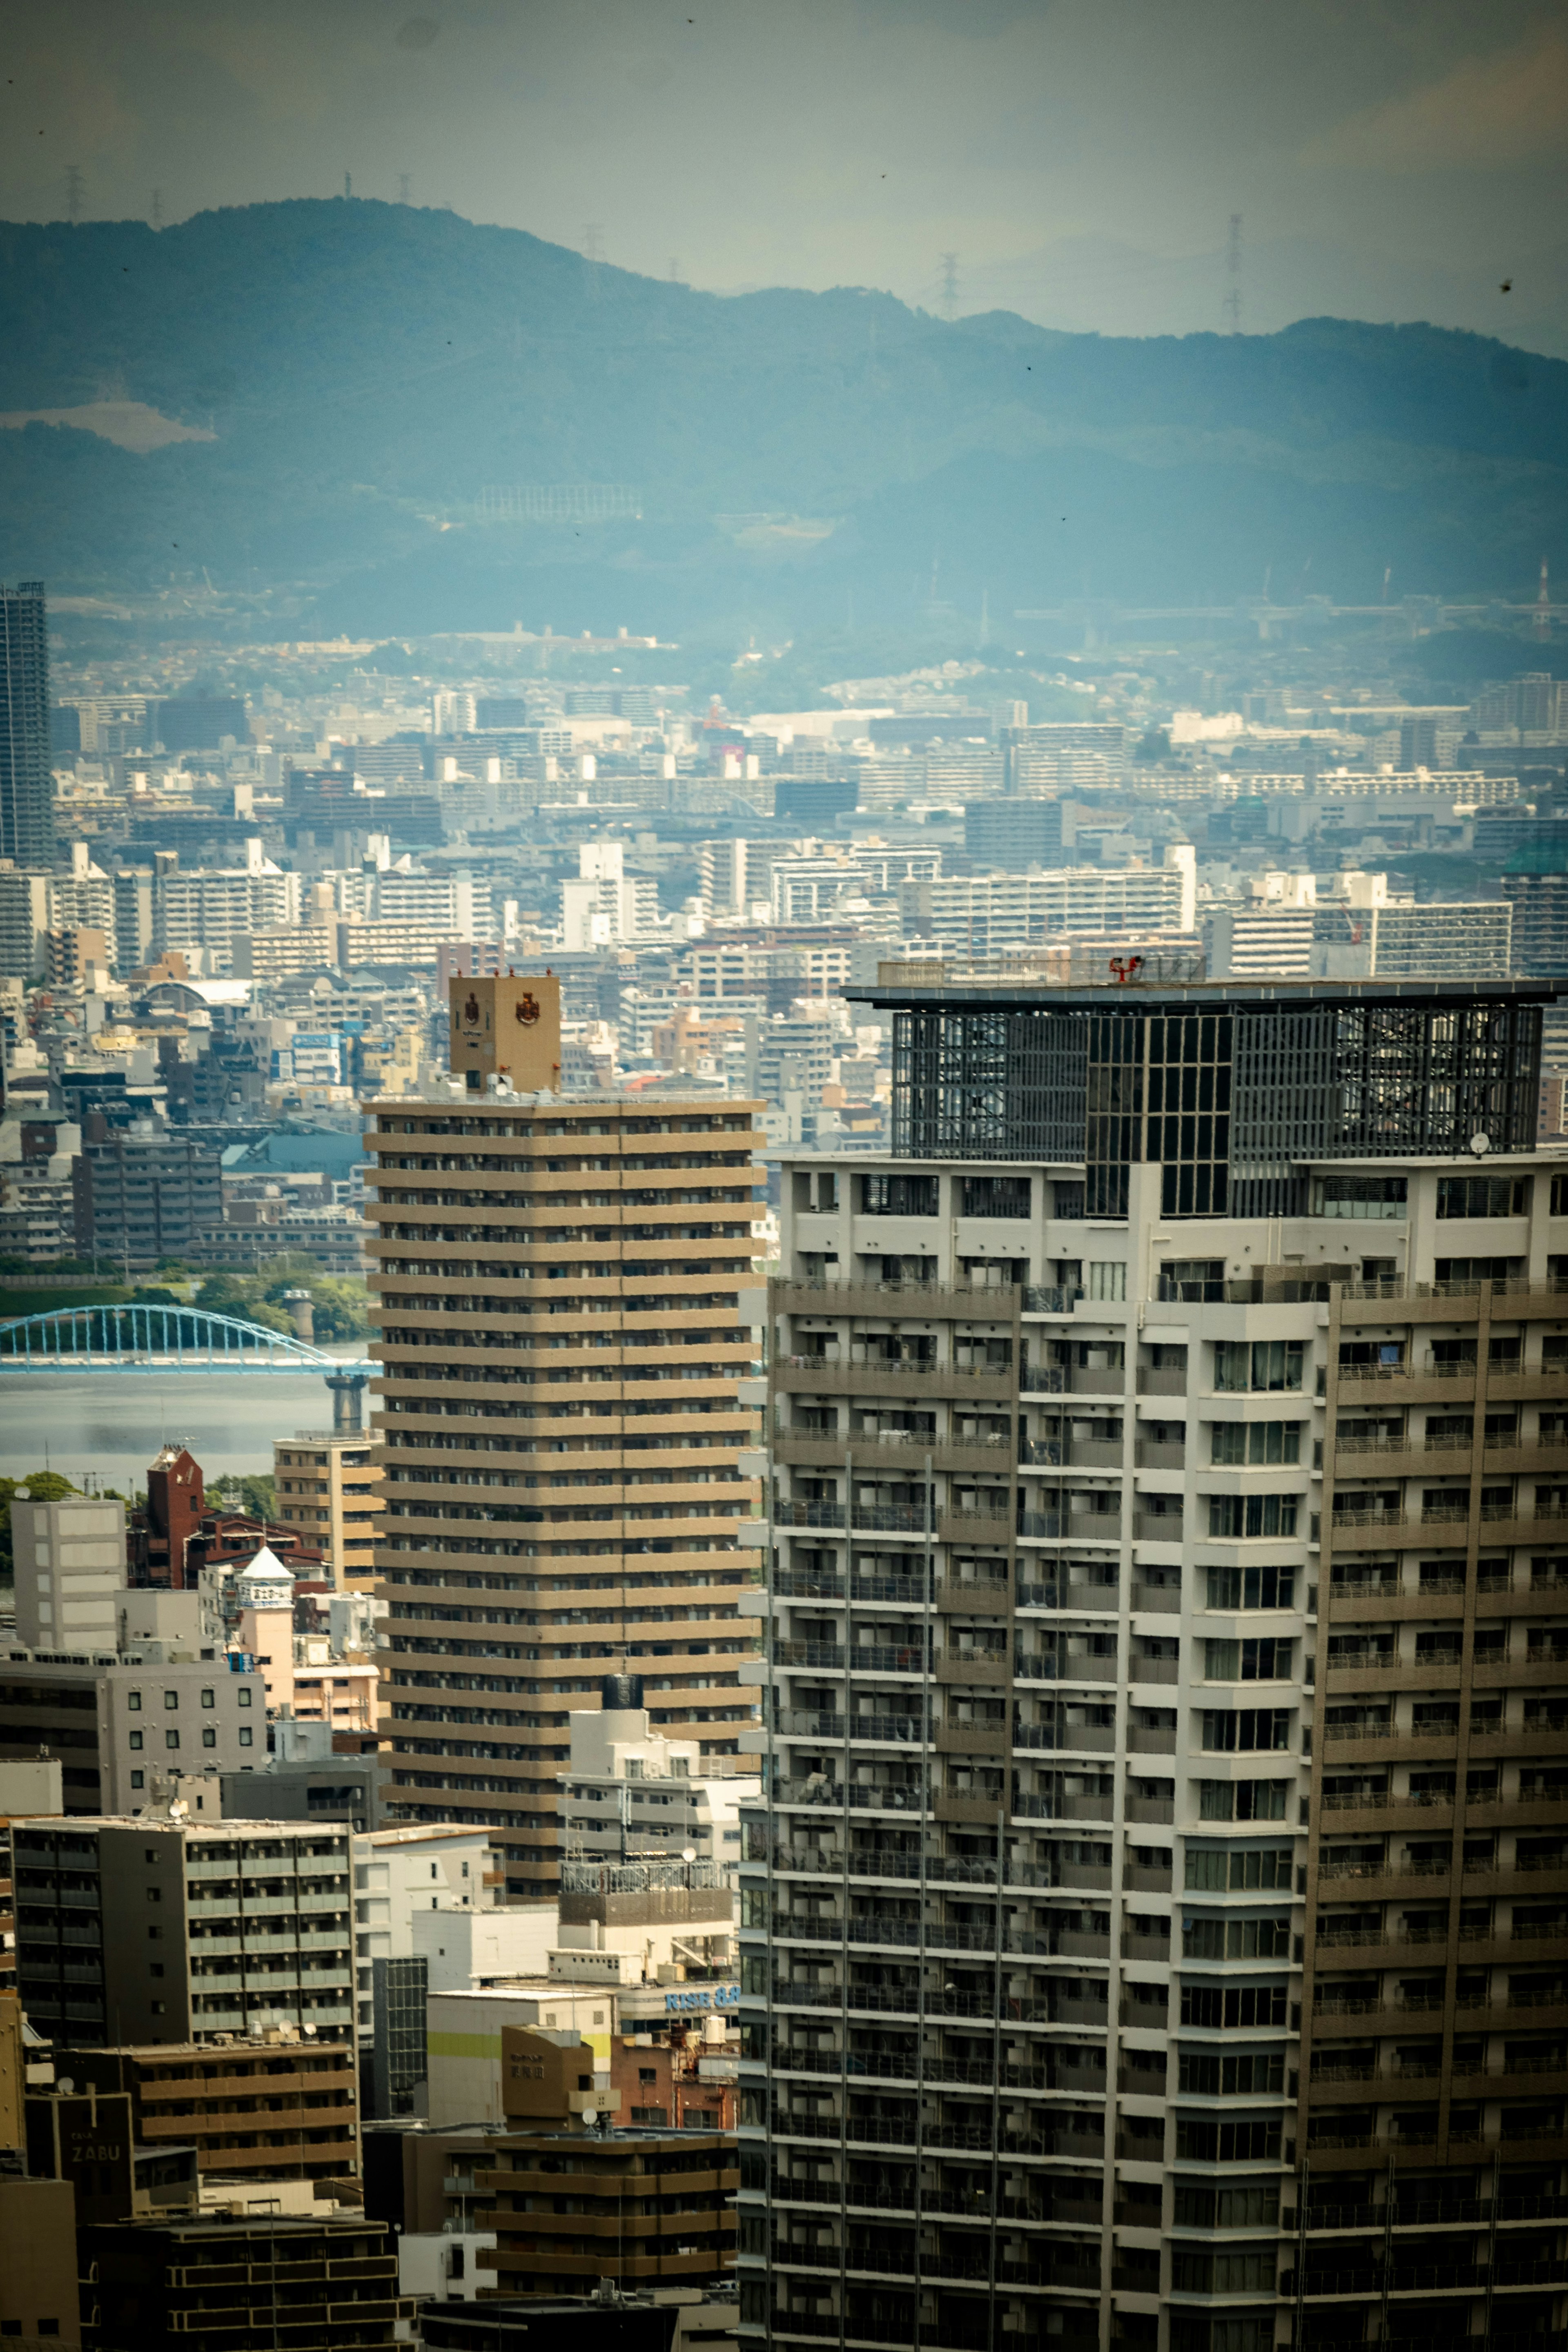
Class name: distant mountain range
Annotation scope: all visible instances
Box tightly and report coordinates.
[0,199,1564,644]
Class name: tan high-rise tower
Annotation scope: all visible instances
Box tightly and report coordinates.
[362,994,767,1894]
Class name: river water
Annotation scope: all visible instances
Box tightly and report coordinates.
[0,1365,368,1492]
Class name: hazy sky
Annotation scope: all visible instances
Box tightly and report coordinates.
[4,0,1566,342]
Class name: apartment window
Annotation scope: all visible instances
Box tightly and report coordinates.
[1089,1262,1127,1301]
[238,1687,253,1708]
[1437,1174,1529,1218]
[962,1175,1030,1218]
[1177,2048,1286,2096]
[1552,1174,1568,1217]
[1171,2247,1281,2294]
[1205,1566,1295,1610]
[238,1726,254,1747]
[201,1688,215,1708]
[1214,1340,1303,1393]
[1204,1637,1293,1682]
[1052,1182,1086,1220]
[127,1690,142,1712]
[1180,1913,1292,1962]
[130,1770,145,1790]
[165,1730,180,1751]
[1173,2182,1279,2230]
[1180,1983,1289,2028]
[1162,1258,1224,1301]
[1201,1708,1291,1753]
[1210,1422,1301,1466]
[1185,1842,1292,1892]
[1198,1779,1290,1823]
[861,1172,938,1217]
[129,1730,143,1751]
[202,1727,216,1749]
[164,1690,179,1711]
[1313,1173,1407,1221]
[1207,1494,1299,1539]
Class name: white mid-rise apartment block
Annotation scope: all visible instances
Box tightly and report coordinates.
[741,966,1568,2352]
[916,848,1196,954]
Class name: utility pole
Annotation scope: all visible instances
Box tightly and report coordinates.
[1222,213,1242,333]
[583,222,604,302]
[65,165,84,225]
[940,251,959,321]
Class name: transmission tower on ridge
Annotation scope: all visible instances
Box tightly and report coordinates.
[65,165,84,225]
[1223,214,1242,332]
[397,173,412,203]
[940,252,960,321]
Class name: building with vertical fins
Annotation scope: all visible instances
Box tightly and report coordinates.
[740,965,1568,2352]
[0,580,53,865]
[360,975,767,1898]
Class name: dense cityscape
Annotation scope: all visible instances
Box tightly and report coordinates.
[3,0,1568,2326]
[0,555,1566,2352]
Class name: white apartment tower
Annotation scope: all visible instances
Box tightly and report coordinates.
[740,970,1568,2352]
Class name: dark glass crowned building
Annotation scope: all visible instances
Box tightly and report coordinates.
[743,971,1568,2352]
[0,579,53,866]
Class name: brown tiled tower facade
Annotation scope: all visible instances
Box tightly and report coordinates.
[362,1053,766,1897]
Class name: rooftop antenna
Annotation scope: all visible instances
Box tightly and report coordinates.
[1223,213,1242,333]
[65,164,84,225]
[940,251,959,321]
[1537,555,1552,641]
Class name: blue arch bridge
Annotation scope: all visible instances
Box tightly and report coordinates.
[0,1305,373,1429]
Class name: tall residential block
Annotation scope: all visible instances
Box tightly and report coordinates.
[363,997,766,1898]
[742,969,1568,2352]
[0,581,52,865]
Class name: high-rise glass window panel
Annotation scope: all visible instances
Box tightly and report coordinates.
[1213,1571,1297,1608]
[1180,1983,1289,2028]
[1215,1341,1304,1393]
[1437,1174,1530,1218]
[1210,1423,1301,1466]
[961,1175,1031,1218]
[1201,1707,1292,1752]
[1313,1173,1408,1220]
[1172,2181,1280,2231]
[1170,2247,1281,2295]
[1207,1495,1300,1540]
[1163,1259,1224,1302]
[1203,1636,1294,1681]
[1089,1261,1127,1300]
[860,1172,939,1217]
[1177,2047,1286,2096]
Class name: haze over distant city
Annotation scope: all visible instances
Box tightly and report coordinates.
[5,0,1568,353]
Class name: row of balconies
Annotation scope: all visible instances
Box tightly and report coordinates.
[1336,1363,1568,1402]
[763,1915,1167,1965]
[752,1844,1155,1896]
[751,1979,1116,2029]
[751,2177,1107,2226]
